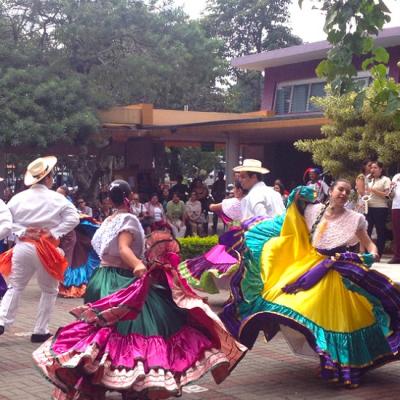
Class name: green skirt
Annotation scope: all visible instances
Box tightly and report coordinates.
[84,266,188,337]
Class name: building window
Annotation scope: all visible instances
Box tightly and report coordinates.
[275,81,326,114]
[274,74,371,114]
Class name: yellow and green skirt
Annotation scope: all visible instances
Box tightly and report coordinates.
[221,203,400,386]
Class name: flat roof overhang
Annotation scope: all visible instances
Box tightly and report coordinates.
[232,26,400,71]
[102,113,328,145]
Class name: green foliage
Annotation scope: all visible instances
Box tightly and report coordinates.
[178,235,218,260]
[166,147,223,178]
[296,0,400,175]
[295,82,400,177]
[205,0,300,56]
[303,0,391,95]
[204,0,301,112]
[0,0,227,150]
[84,8,227,110]
[0,66,101,147]
[224,71,263,113]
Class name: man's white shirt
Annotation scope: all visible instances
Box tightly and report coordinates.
[392,173,400,209]
[241,181,285,220]
[0,199,12,240]
[7,184,80,239]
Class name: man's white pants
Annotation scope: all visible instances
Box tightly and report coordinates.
[0,242,59,334]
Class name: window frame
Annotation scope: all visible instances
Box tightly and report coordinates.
[273,71,371,114]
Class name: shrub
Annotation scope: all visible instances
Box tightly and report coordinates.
[178,235,218,260]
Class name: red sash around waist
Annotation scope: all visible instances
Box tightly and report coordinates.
[0,235,68,281]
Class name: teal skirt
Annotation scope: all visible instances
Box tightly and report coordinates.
[84,266,188,337]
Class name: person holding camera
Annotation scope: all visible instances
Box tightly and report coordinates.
[365,161,391,257]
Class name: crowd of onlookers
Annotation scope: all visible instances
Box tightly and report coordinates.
[116,172,229,238]
[0,172,233,238]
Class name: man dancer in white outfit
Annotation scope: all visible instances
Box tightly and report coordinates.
[0,156,79,342]
[233,159,285,220]
[0,177,13,298]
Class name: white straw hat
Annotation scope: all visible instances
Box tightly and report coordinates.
[233,159,270,174]
[24,156,57,186]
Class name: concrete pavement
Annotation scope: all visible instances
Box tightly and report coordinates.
[372,256,400,284]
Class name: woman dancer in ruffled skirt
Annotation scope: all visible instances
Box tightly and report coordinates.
[33,180,246,400]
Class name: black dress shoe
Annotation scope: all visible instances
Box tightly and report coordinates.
[30,333,52,343]
[0,325,4,335]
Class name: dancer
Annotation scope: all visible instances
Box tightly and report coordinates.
[179,181,246,294]
[0,194,12,298]
[222,179,400,387]
[0,156,80,341]
[33,180,246,400]
[234,159,285,220]
[58,215,100,298]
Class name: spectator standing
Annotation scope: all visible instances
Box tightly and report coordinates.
[166,193,186,238]
[366,161,391,257]
[185,192,204,236]
[211,171,226,234]
[76,197,93,217]
[273,182,288,206]
[170,175,188,202]
[389,172,400,263]
[274,179,290,197]
[159,187,170,210]
[361,159,373,179]
[191,178,209,234]
[353,174,368,214]
[304,167,329,203]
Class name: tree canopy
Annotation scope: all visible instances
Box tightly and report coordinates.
[0,0,227,148]
[295,80,400,177]
[204,0,301,112]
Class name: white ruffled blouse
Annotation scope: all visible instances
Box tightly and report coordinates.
[304,203,368,250]
[91,213,145,263]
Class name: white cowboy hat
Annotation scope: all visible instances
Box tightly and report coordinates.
[24,156,57,186]
[233,159,270,174]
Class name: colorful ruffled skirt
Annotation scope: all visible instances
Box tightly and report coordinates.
[178,228,243,294]
[59,218,100,298]
[33,265,246,399]
[221,203,400,387]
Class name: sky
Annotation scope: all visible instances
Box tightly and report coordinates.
[176,0,400,43]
